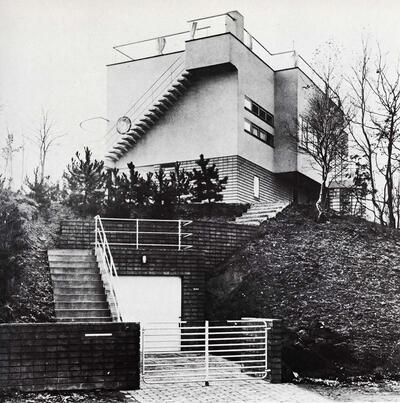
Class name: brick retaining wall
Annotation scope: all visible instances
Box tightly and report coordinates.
[59,220,257,269]
[0,322,140,392]
[58,220,257,322]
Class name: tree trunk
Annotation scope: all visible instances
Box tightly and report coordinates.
[316,179,328,223]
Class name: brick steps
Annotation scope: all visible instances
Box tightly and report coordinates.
[48,249,111,323]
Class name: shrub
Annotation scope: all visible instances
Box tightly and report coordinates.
[63,147,105,217]
[189,154,228,203]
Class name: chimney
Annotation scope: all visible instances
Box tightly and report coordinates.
[225,11,244,42]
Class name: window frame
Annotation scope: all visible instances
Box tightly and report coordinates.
[245,96,274,127]
[244,119,274,148]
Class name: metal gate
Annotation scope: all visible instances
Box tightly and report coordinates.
[141,319,270,384]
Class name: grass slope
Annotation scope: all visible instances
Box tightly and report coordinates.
[207,206,400,379]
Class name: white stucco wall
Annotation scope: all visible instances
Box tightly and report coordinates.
[296,70,322,183]
[274,69,298,173]
[109,60,238,169]
[106,32,322,187]
[106,52,184,152]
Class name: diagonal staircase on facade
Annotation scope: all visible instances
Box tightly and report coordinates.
[106,55,192,161]
[235,201,289,226]
[48,249,112,322]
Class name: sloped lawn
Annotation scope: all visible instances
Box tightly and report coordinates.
[207,206,400,379]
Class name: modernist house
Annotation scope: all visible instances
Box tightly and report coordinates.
[104,11,324,205]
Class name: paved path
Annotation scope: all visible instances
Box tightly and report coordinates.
[124,380,332,402]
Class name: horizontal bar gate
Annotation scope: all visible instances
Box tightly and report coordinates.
[141,319,271,384]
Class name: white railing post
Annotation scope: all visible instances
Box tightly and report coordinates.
[178,219,181,251]
[204,320,209,386]
[141,326,146,375]
[94,215,98,247]
[264,322,269,376]
[136,219,139,250]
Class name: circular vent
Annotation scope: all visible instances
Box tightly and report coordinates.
[116,116,132,134]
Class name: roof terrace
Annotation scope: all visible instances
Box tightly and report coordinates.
[110,11,325,90]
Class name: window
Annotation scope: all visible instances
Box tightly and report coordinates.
[253,176,260,199]
[299,117,316,153]
[244,119,274,147]
[245,96,274,127]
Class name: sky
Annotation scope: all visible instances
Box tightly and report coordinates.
[1,0,400,188]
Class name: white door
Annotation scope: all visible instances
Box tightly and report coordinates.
[115,276,182,351]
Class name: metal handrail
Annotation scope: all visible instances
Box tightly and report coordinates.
[94,215,122,322]
[105,54,185,144]
[96,217,193,251]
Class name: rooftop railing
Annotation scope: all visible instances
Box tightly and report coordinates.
[111,12,325,91]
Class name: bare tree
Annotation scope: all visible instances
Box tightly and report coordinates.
[1,129,22,183]
[348,43,400,228]
[31,110,65,182]
[295,69,350,221]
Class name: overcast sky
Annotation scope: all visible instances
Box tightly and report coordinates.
[1,0,400,187]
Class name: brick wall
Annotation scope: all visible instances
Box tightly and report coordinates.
[122,155,296,204]
[58,220,257,321]
[0,322,140,392]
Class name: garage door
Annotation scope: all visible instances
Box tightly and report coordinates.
[115,276,182,324]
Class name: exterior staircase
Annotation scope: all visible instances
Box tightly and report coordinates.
[107,55,192,161]
[235,201,289,226]
[48,249,112,322]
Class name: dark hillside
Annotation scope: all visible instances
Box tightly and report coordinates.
[207,206,400,379]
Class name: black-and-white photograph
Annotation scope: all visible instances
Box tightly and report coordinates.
[1,1,400,402]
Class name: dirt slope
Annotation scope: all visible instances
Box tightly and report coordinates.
[207,206,400,378]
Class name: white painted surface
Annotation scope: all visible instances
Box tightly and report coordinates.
[116,275,182,324]
[253,175,260,199]
[116,275,182,352]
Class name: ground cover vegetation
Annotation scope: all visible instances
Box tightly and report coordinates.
[0,150,230,323]
[0,177,70,322]
[207,205,400,380]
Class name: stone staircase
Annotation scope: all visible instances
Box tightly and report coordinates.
[48,249,112,322]
[107,57,192,161]
[235,201,290,226]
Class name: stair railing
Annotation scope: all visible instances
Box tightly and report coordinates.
[106,54,188,151]
[94,215,122,322]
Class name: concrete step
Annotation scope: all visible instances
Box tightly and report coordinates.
[239,211,279,218]
[51,273,101,281]
[235,220,261,226]
[48,249,93,257]
[245,205,287,213]
[58,317,112,323]
[52,281,104,289]
[48,255,96,263]
[54,301,109,309]
[54,293,107,302]
[49,262,98,269]
[50,267,100,275]
[55,309,110,318]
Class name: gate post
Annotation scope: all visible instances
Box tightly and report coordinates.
[268,319,283,383]
[204,320,209,386]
